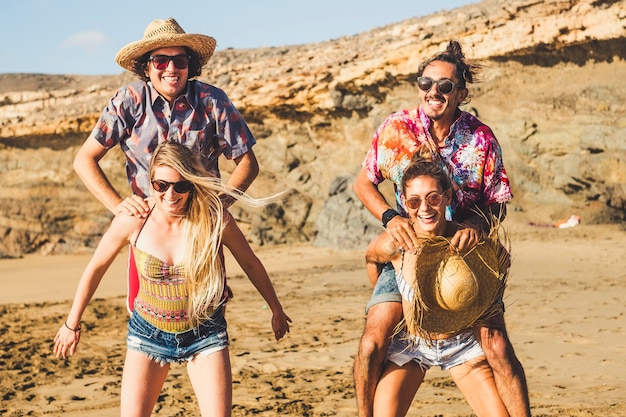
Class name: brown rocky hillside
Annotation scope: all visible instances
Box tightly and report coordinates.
[0,0,624,257]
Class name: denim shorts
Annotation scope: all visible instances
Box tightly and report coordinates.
[126,306,229,365]
[365,262,402,313]
[386,329,484,371]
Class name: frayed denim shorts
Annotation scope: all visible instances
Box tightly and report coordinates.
[365,262,402,313]
[126,306,229,365]
[386,329,484,371]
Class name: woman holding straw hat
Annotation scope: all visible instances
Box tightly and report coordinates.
[55,142,291,417]
[366,152,509,417]
[73,17,260,312]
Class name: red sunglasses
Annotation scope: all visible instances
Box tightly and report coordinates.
[148,54,191,70]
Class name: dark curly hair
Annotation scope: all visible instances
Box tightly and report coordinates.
[131,47,204,82]
[417,40,482,88]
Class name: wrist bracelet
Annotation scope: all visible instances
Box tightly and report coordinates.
[64,321,81,332]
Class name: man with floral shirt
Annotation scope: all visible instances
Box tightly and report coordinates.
[353,41,530,417]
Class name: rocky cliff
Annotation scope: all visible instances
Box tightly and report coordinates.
[0,0,624,257]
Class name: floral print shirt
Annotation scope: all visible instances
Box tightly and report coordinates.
[363,106,512,221]
[90,80,256,197]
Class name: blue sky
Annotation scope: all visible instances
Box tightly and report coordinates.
[2,0,475,75]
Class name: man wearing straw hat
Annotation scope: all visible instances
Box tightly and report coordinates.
[73,18,259,310]
[353,40,530,417]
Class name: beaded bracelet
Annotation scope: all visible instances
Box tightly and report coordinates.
[64,321,81,332]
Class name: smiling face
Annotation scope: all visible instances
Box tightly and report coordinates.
[402,175,451,237]
[145,46,189,104]
[151,165,192,216]
[419,60,468,126]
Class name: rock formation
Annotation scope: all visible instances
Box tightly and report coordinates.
[0,0,624,257]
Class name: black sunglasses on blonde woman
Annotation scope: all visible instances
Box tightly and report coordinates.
[151,179,194,194]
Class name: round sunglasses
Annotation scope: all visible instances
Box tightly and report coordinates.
[404,192,444,209]
[151,179,194,194]
[417,77,460,95]
[148,54,191,70]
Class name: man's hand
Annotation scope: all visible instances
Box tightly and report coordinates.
[449,225,481,253]
[384,216,420,252]
[116,195,151,217]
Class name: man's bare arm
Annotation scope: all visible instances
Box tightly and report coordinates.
[73,137,149,216]
[221,150,259,208]
[365,232,402,286]
[354,169,419,251]
[226,150,259,192]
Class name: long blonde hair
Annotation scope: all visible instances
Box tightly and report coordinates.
[149,142,267,325]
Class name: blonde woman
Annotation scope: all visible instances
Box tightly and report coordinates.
[366,154,509,417]
[54,142,291,417]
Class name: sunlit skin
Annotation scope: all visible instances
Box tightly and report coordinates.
[402,175,452,238]
[367,174,510,417]
[365,174,455,286]
[145,46,189,104]
[354,47,528,417]
[419,60,468,135]
[151,165,192,218]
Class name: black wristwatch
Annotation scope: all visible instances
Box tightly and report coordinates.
[381,208,399,228]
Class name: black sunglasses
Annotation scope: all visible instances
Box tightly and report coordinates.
[405,192,444,210]
[417,77,460,95]
[148,54,191,70]
[151,179,194,194]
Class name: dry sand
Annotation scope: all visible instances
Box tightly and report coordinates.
[1,213,625,416]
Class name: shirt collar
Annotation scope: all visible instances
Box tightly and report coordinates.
[146,81,194,110]
[418,106,466,138]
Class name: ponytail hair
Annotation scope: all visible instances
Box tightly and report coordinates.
[417,40,482,88]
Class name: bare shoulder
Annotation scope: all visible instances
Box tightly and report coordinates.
[109,212,145,241]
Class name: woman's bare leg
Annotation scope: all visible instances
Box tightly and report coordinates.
[120,349,170,417]
[373,361,424,417]
[450,356,509,417]
[187,347,232,417]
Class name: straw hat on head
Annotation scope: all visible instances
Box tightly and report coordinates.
[403,230,510,340]
[115,18,216,73]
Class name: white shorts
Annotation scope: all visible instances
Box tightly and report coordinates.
[387,329,484,371]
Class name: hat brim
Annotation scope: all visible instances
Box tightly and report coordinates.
[115,33,216,73]
[407,235,508,337]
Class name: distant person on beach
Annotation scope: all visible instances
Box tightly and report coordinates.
[54,142,291,417]
[366,152,510,417]
[352,40,531,417]
[73,17,259,310]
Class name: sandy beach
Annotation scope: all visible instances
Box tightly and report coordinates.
[1,214,625,416]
